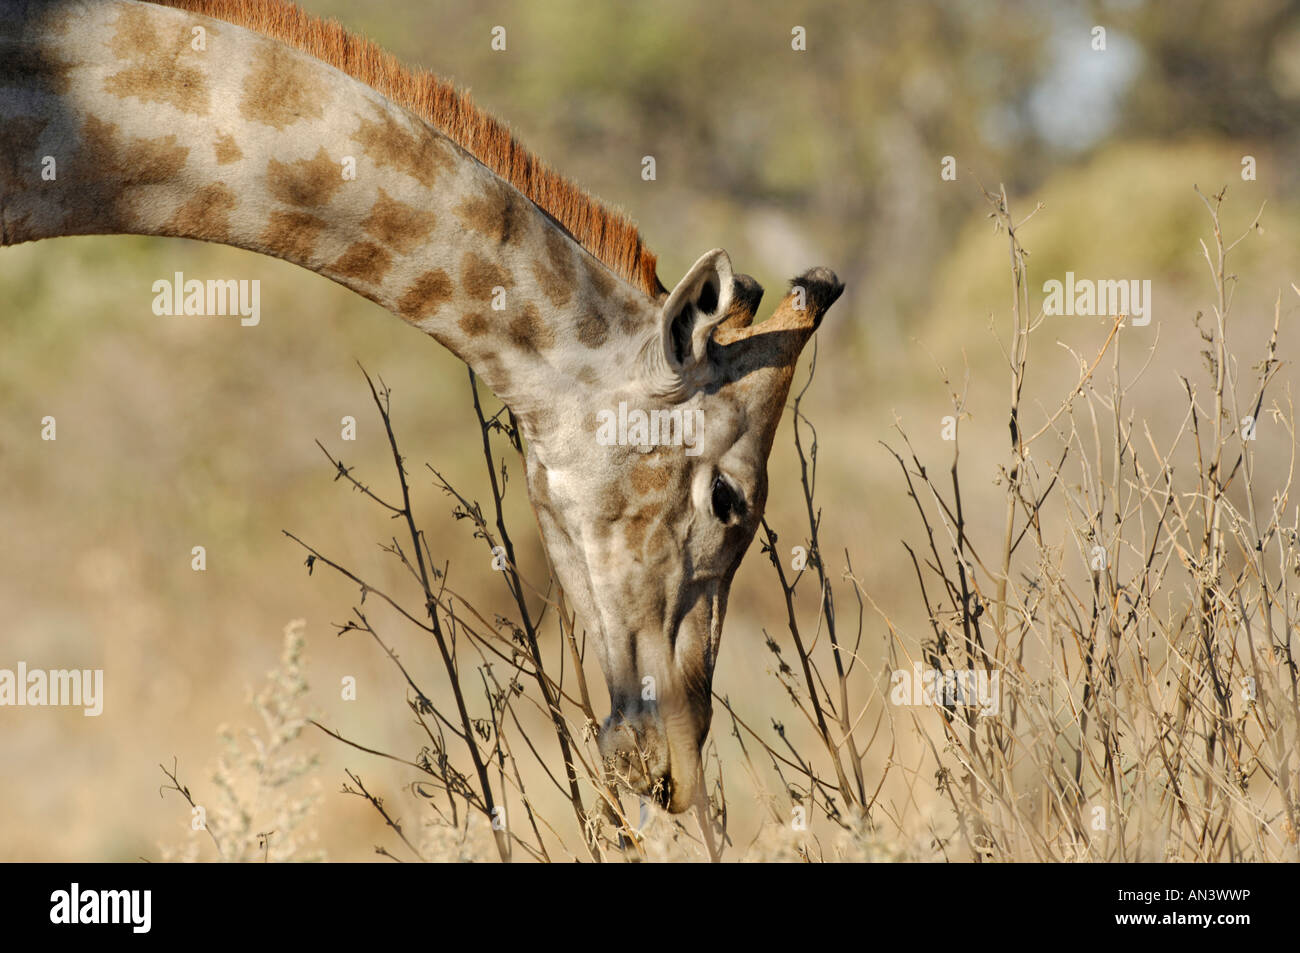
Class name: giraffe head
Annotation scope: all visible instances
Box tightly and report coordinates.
[520,249,843,814]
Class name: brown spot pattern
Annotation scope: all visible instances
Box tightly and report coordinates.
[604,486,629,517]
[260,208,328,263]
[266,147,343,208]
[66,116,189,232]
[111,0,662,294]
[624,504,660,553]
[213,132,242,164]
[355,108,452,188]
[460,251,511,300]
[362,188,436,255]
[576,310,609,349]
[454,177,529,245]
[0,45,73,95]
[397,269,454,322]
[241,41,328,130]
[630,459,671,497]
[104,5,210,115]
[0,115,51,195]
[507,304,553,352]
[458,311,489,337]
[163,181,237,242]
[531,226,576,308]
[330,241,391,285]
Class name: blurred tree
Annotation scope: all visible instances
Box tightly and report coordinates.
[1110,0,1300,146]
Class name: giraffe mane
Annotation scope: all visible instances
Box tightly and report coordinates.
[146,0,665,298]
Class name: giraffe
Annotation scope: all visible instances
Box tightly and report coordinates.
[0,0,843,815]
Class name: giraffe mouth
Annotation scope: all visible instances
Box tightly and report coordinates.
[597,699,705,814]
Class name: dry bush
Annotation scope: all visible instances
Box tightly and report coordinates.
[743,184,1298,862]
[159,619,324,862]
[226,186,1296,862]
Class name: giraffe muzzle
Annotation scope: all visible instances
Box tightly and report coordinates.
[598,703,673,808]
[597,688,711,814]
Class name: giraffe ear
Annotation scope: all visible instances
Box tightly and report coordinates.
[659,248,735,375]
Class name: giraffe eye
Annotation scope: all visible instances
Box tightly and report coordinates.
[711,475,740,523]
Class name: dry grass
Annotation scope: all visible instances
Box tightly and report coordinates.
[195,186,1297,862]
[862,185,1298,862]
[158,619,325,862]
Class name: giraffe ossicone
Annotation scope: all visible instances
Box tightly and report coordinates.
[0,0,844,814]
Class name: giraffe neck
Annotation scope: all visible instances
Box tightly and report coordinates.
[0,0,655,421]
